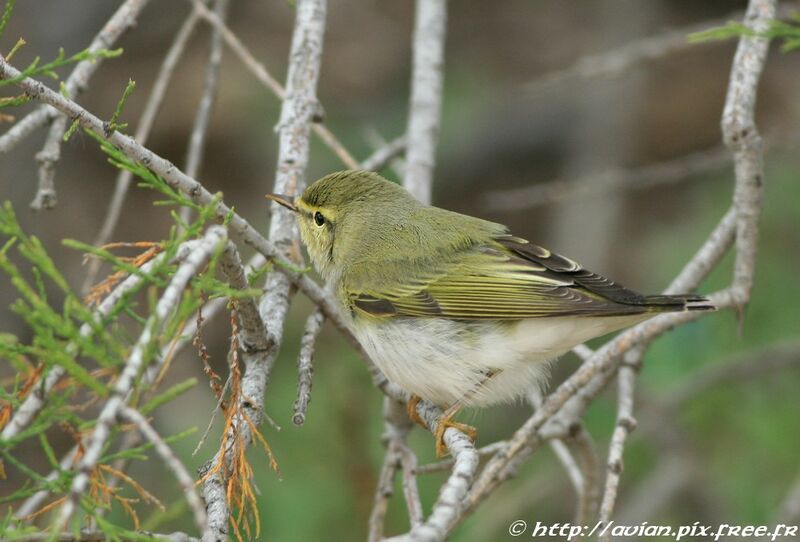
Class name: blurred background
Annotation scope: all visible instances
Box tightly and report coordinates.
[2,1,800,540]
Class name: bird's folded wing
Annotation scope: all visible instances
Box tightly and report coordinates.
[345,235,659,320]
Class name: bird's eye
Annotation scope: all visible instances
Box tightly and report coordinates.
[314,211,326,227]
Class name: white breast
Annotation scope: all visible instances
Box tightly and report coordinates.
[352,313,650,408]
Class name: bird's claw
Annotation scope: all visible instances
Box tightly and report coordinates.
[406,394,427,428]
[434,417,477,458]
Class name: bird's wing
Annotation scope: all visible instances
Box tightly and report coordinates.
[344,234,675,320]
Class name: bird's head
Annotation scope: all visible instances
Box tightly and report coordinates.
[266,170,418,282]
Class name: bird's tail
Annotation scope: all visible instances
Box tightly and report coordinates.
[643,294,716,312]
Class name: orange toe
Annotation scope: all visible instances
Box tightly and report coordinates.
[434,418,477,458]
[406,394,427,429]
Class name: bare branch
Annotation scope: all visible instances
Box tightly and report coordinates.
[397,441,424,529]
[200,0,328,538]
[616,453,696,526]
[413,440,507,475]
[569,424,601,524]
[179,0,230,226]
[293,307,324,426]
[30,115,68,210]
[57,226,228,528]
[485,145,731,212]
[119,406,207,533]
[549,438,584,501]
[368,440,401,542]
[485,132,797,212]
[658,339,800,411]
[219,243,270,355]
[722,0,775,304]
[404,0,447,205]
[522,8,758,94]
[367,398,419,540]
[364,127,406,180]
[598,350,641,540]
[569,344,594,362]
[360,135,407,172]
[189,0,359,170]
[0,0,152,154]
[184,0,228,181]
[666,208,736,295]
[387,399,479,542]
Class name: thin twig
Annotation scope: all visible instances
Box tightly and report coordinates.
[30,115,67,210]
[657,339,800,411]
[180,0,230,226]
[397,441,424,529]
[14,445,80,519]
[364,127,406,180]
[0,0,152,154]
[293,307,325,426]
[485,144,731,211]
[523,8,756,94]
[403,0,447,205]
[549,439,584,503]
[485,132,797,212]
[192,372,233,457]
[528,389,588,523]
[413,440,507,475]
[367,441,401,542]
[598,349,641,541]
[188,0,359,170]
[120,406,207,533]
[569,424,601,524]
[616,452,696,526]
[368,398,418,539]
[219,243,271,357]
[360,135,407,172]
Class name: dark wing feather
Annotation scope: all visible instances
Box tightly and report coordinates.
[344,232,710,321]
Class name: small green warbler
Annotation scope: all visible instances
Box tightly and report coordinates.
[267,170,712,456]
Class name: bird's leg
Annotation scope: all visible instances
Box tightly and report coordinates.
[406,394,427,428]
[433,370,499,458]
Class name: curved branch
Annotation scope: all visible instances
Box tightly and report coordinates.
[404,0,447,205]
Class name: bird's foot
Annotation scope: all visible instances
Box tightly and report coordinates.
[434,414,477,458]
[406,394,427,429]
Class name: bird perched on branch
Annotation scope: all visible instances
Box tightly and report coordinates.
[267,170,713,457]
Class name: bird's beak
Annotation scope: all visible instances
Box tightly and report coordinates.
[265,193,297,212]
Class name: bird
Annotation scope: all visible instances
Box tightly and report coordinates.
[267,170,713,456]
